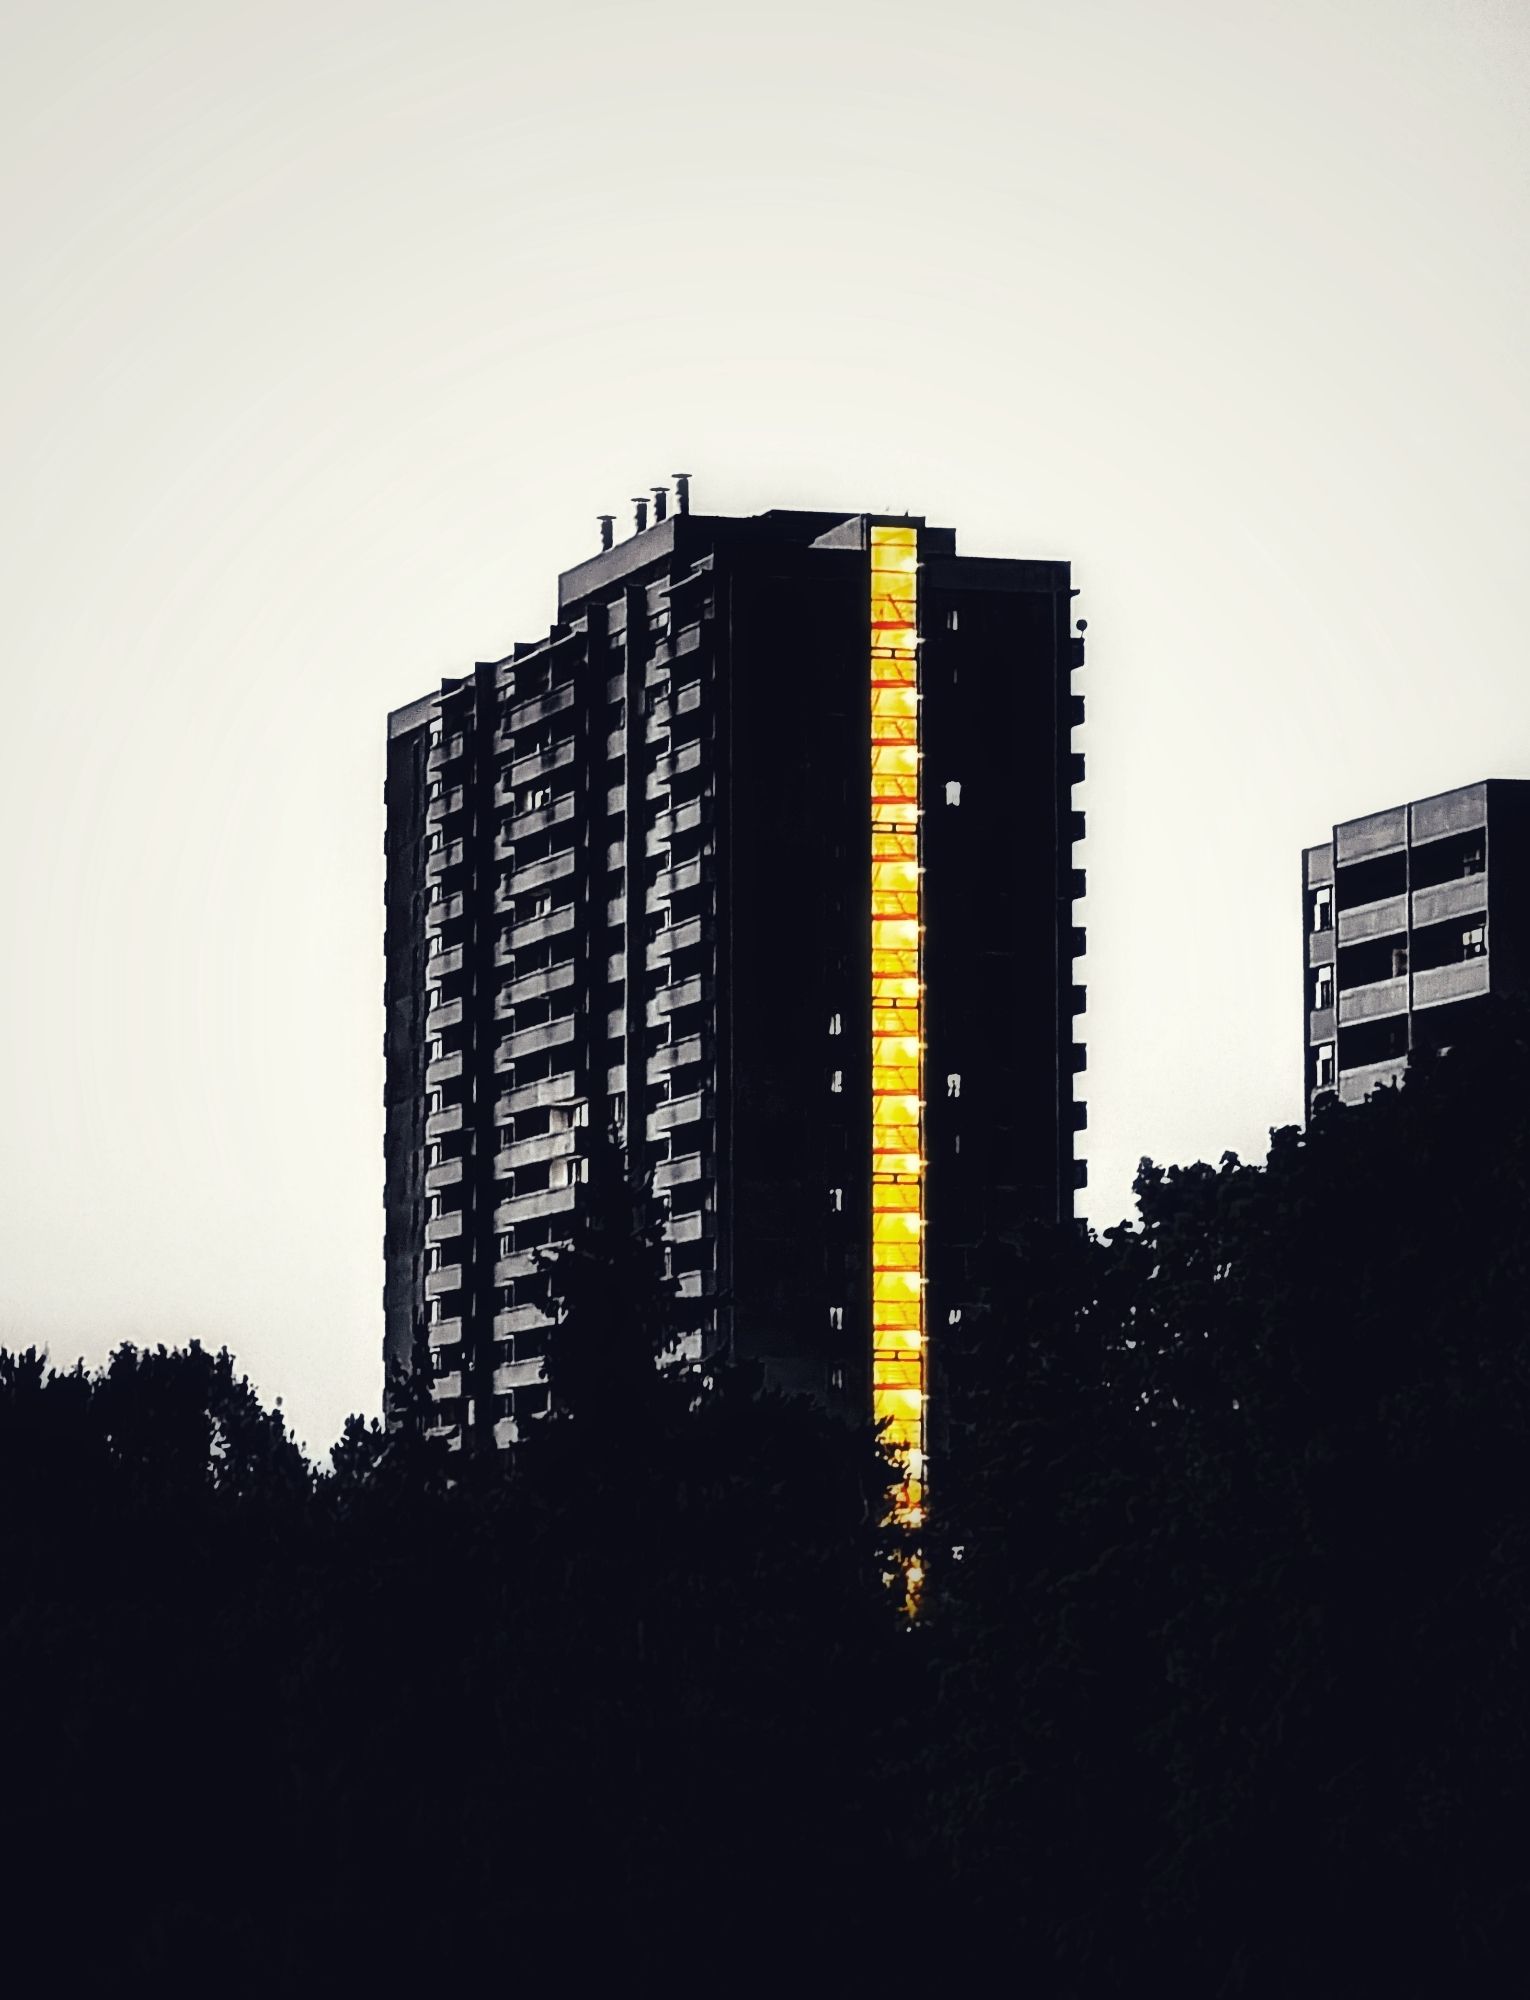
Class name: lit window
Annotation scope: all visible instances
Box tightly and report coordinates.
[947,1308,962,1327]
[828,1306,844,1330]
[945,609,959,631]
[830,1070,843,1094]
[946,1073,961,1098]
[1311,887,1332,933]
[828,1364,846,1390]
[828,1013,843,1036]
[1463,924,1486,958]
[945,780,961,807]
[830,1187,843,1212]
[1313,965,1333,1010]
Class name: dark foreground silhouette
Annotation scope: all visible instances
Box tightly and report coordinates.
[8,1009,1530,1990]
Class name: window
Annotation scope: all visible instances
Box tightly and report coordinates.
[947,1308,963,1328]
[1463,841,1485,876]
[828,1365,846,1391]
[945,780,961,807]
[828,1306,844,1330]
[1311,886,1333,932]
[1315,1041,1336,1089]
[428,933,445,957]
[1463,923,1487,958]
[1390,944,1409,979]
[829,1186,843,1212]
[830,1069,843,1094]
[828,1012,842,1036]
[945,609,959,632]
[1313,965,1333,1011]
[946,1072,961,1098]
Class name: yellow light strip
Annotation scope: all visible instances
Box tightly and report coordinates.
[869,522,924,1527]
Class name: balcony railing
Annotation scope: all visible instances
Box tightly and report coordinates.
[1412,958,1490,1009]
[1337,974,1408,1025]
[1412,874,1487,929]
[1336,895,1406,945]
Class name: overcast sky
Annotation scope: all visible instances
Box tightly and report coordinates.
[4,0,1528,1452]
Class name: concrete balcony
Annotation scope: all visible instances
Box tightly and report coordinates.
[425,1050,465,1089]
[492,1250,544,1283]
[1412,783,1486,844]
[510,904,576,951]
[504,794,576,844]
[424,1264,464,1299]
[649,1090,710,1136]
[496,1127,577,1175]
[646,916,705,968]
[495,1183,578,1225]
[500,1071,578,1116]
[513,849,577,895]
[1338,975,1408,1025]
[1412,874,1488,929]
[649,857,702,905]
[502,1014,577,1063]
[1307,1006,1335,1045]
[1337,895,1406,945]
[508,737,577,789]
[426,1317,463,1348]
[506,961,576,1008]
[1334,804,1407,864]
[425,784,464,826]
[663,1210,715,1244]
[425,1210,464,1246]
[494,1357,548,1393]
[650,1035,704,1076]
[1307,929,1336,968]
[426,996,465,1035]
[425,1103,465,1141]
[653,1152,707,1190]
[648,975,707,1025]
[494,1303,553,1338]
[676,681,702,716]
[426,733,466,774]
[505,682,575,734]
[425,838,465,880]
[655,741,702,786]
[1337,1056,1408,1106]
[425,1156,465,1192]
[1412,957,1490,1009]
[429,943,466,979]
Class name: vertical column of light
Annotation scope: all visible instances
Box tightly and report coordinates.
[869,523,924,1526]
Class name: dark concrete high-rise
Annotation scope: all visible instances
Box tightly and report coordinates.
[384,495,1087,1511]
[1302,779,1530,1118]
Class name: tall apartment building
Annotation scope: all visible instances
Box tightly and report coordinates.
[384,491,1087,1509]
[1303,779,1530,1117]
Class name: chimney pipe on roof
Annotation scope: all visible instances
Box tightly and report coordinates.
[597,514,615,552]
[672,472,691,516]
[651,484,668,523]
[632,496,649,533]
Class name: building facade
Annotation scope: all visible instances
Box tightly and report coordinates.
[1303,779,1530,1117]
[384,495,1087,1507]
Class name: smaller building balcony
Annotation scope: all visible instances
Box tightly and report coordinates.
[512,848,577,896]
[1412,957,1490,1009]
[426,785,465,827]
[1337,1056,1408,1106]
[1307,1006,1336,1046]
[425,838,465,881]
[1306,929,1336,969]
[424,1264,464,1300]
[650,1034,705,1076]
[494,1357,548,1394]
[502,682,575,736]
[495,1127,577,1175]
[495,1303,553,1338]
[425,1049,465,1090]
[426,733,466,775]
[501,1014,577,1064]
[426,1317,463,1349]
[428,942,466,979]
[653,1152,710,1191]
[505,960,576,1008]
[425,1103,465,1142]
[649,1089,712,1136]
[508,737,576,790]
[1412,874,1488,929]
[426,996,465,1035]
[1337,895,1407,945]
[1337,975,1408,1025]
[499,1071,578,1117]
[425,1210,464,1246]
[649,858,702,905]
[424,1156,465,1193]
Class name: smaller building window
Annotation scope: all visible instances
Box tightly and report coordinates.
[1313,965,1333,1011]
[1463,841,1485,876]
[1391,944,1409,978]
[1463,923,1487,959]
[1315,1041,1336,1089]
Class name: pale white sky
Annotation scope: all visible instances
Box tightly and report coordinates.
[4,0,1528,1452]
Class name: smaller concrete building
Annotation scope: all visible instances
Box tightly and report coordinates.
[1302,779,1530,1117]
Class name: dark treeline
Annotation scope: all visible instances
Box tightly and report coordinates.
[8,1011,1530,1989]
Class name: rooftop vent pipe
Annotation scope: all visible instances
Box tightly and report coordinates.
[632,496,649,533]
[672,472,691,516]
[651,484,669,523]
[598,514,615,552]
